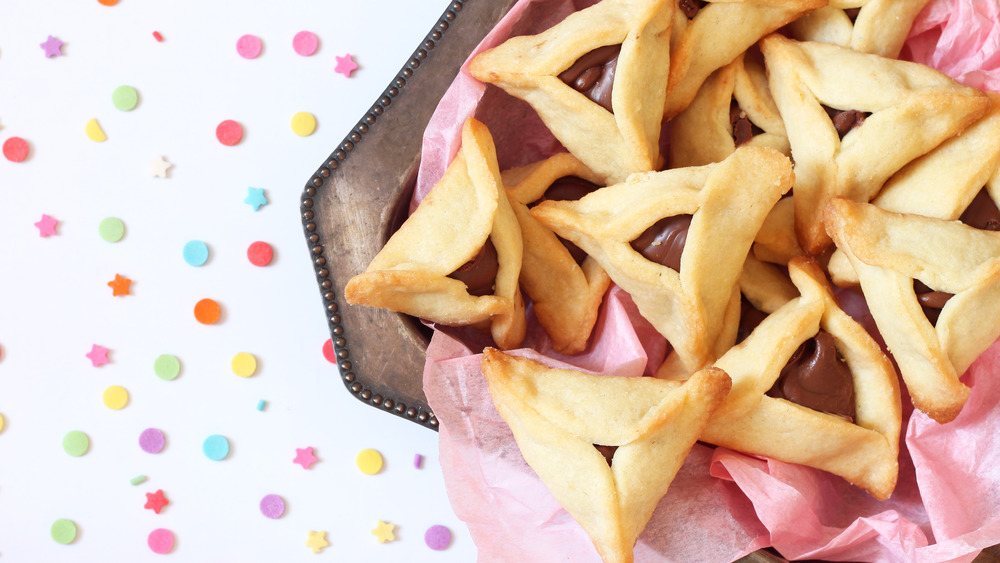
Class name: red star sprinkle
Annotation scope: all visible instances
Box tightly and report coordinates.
[334,53,358,77]
[107,274,131,296]
[144,489,169,514]
[85,344,110,367]
[293,447,318,469]
[34,214,58,237]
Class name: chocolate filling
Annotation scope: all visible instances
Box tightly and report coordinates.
[913,279,951,325]
[679,0,709,19]
[532,176,603,264]
[595,444,617,466]
[844,7,861,23]
[730,99,765,147]
[823,105,870,139]
[630,214,693,272]
[448,239,499,296]
[960,188,1000,231]
[558,44,620,113]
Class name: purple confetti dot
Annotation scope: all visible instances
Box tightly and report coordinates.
[260,494,285,519]
[139,428,166,454]
[424,525,451,551]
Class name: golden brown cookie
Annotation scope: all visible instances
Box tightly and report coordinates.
[761,34,990,256]
[344,118,526,350]
[699,257,902,500]
[530,146,793,378]
[825,198,1000,423]
[469,0,673,184]
[480,348,731,563]
[784,0,934,58]
[503,153,612,354]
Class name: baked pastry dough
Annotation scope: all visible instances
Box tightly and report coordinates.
[480,348,731,563]
[829,92,1000,285]
[700,256,902,500]
[784,0,934,58]
[344,118,527,350]
[530,146,793,378]
[503,153,612,354]
[761,33,990,255]
[824,198,1000,423]
[468,0,672,184]
[663,0,825,120]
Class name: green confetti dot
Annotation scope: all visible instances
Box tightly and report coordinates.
[51,519,77,544]
[153,354,181,381]
[112,85,138,111]
[62,431,89,457]
[98,217,125,242]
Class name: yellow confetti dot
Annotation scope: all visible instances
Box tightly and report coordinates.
[231,352,257,377]
[0,412,4,433]
[85,118,107,142]
[290,112,316,136]
[356,448,383,475]
[102,385,129,410]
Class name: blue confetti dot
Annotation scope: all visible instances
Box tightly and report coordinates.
[203,434,230,461]
[183,240,210,266]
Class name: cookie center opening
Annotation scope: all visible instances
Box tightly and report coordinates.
[679,0,709,19]
[823,105,870,139]
[558,44,621,113]
[448,239,499,296]
[532,175,603,263]
[630,214,693,272]
[730,99,765,147]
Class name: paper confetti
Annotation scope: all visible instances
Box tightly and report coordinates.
[147,528,174,554]
[293,447,317,470]
[3,137,29,162]
[85,118,107,142]
[202,434,230,461]
[62,431,89,457]
[130,475,148,486]
[290,112,316,136]
[231,352,257,378]
[247,241,273,266]
[153,354,181,380]
[102,385,129,410]
[149,155,172,178]
[98,217,124,242]
[112,85,139,111]
[356,448,383,475]
[305,531,329,554]
[139,428,166,454]
[97,0,119,5]
[334,53,358,77]
[0,413,5,433]
[259,494,285,519]
[182,240,210,266]
[194,298,221,325]
[244,187,267,211]
[85,344,110,367]
[51,519,77,544]
[292,31,319,56]
[144,490,169,514]
[34,214,57,237]
[414,454,424,469]
[236,34,262,59]
[372,520,396,543]
[107,274,131,296]
[256,399,267,411]
[152,31,163,42]
[40,35,63,58]
[424,525,452,551]
[322,339,336,363]
[216,120,243,146]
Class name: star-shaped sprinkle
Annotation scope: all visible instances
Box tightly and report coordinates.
[305,530,329,554]
[244,187,268,211]
[150,155,172,178]
[144,489,169,514]
[108,274,132,296]
[40,35,63,58]
[86,344,110,367]
[293,446,318,469]
[34,214,58,237]
[334,53,358,77]
[371,520,396,543]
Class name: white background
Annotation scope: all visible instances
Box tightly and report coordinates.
[0,1,478,561]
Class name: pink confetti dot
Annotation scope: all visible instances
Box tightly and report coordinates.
[3,137,29,162]
[216,120,243,146]
[139,428,166,454]
[247,241,273,266]
[322,339,336,363]
[425,525,452,550]
[236,34,262,59]
[259,494,285,519]
[147,528,175,554]
[292,31,318,56]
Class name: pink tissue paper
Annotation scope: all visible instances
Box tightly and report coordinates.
[416,0,1000,561]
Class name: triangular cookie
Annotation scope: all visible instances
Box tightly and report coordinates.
[662,0,825,120]
[503,153,612,354]
[824,197,1000,423]
[829,92,1000,285]
[760,33,990,255]
[699,256,902,499]
[530,146,793,377]
[480,348,731,563]
[468,0,673,184]
[784,0,934,58]
[344,118,527,350]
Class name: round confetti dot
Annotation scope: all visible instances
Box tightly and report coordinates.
[98,0,119,5]
[3,137,29,162]
[147,528,175,554]
[424,525,452,551]
[183,240,209,266]
[292,31,319,56]
[103,385,129,410]
[247,241,273,266]
[0,412,4,433]
[356,448,383,475]
[154,354,181,380]
[236,34,262,59]
[63,431,90,457]
[322,339,336,363]
[259,494,285,519]
[231,352,257,378]
[290,112,317,136]
[98,217,125,242]
[216,120,243,146]
[112,85,139,111]
[203,434,230,461]
[139,428,166,454]
[194,298,221,325]
[51,519,78,544]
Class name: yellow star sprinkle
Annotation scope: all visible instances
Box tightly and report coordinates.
[371,520,396,543]
[305,530,329,554]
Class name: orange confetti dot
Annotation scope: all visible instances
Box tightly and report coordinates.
[194,299,221,325]
[108,274,132,296]
[98,0,119,5]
